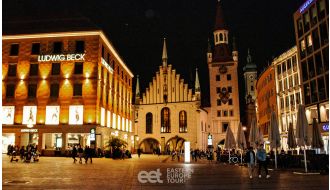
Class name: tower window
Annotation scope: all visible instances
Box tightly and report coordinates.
[222,123,229,133]
[227,74,231,80]
[74,62,83,74]
[251,86,254,91]
[216,75,220,81]
[220,33,223,41]
[51,63,61,75]
[8,64,17,77]
[217,110,221,117]
[75,41,85,53]
[28,84,37,98]
[223,110,228,117]
[228,86,232,93]
[29,64,39,76]
[50,83,59,98]
[217,99,222,106]
[216,87,221,93]
[228,99,233,105]
[229,110,234,116]
[146,112,153,134]
[73,83,82,96]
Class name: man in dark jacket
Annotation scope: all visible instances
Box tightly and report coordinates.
[78,145,84,164]
[72,146,77,163]
[245,147,256,179]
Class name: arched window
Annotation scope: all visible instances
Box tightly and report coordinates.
[224,34,227,42]
[219,33,223,41]
[146,112,153,134]
[215,34,219,43]
[179,110,187,133]
[161,107,170,133]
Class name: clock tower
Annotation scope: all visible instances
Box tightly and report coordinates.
[207,0,240,148]
[243,49,257,104]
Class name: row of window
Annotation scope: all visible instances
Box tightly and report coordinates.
[278,73,300,92]
[258,89,275,104]
[6,83,81,99]
[216,86,232,93]
[296,0,328,37]
[145,108,187,134]
[279,92,301,110]
[217,110,234,117]
[299,21,328,59]
[301,47,329,82]
[276,55,297,75]
[217,99,233,106]
[304,74,329,105]
[216,74,231,81]
[258,73,273,89]
[7,62,83,78]
[8,41,85,56]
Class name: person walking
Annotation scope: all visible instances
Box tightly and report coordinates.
[88,147,93,163]
[84,146,89,164]
[72,146,77,163]
[245,147,256,179]
[256,144,270,179]
[78,145,84,164]
[137,148,141,158]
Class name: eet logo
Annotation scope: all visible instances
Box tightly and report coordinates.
[138,169,163,183]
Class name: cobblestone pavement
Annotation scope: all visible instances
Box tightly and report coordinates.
[2,154,329,190]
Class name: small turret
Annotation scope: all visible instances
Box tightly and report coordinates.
[232,36,238,61]
[135,75,141,104]
[207,38,213,63]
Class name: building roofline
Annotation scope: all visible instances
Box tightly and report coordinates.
[2,30,134,77]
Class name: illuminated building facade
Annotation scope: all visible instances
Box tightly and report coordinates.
[2,31,134,154]
[256,65,276,139]
[134,39,208,153]
[207,1,241,148]
[294,0,329,151]
[273,46,303,150]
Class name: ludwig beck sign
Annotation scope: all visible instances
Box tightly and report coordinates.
[38,54,85,62]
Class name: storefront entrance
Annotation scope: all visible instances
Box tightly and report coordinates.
[2,133,15,154]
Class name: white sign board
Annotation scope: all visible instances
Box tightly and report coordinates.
[2,106,15,125]
[69,105,83,125]
[23,106,37,125]
[45,106,60,125]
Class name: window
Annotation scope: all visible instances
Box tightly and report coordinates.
[227,74,231,80]
[278,80,283,92]
[301,61,308,81]
[31,43,40,55]
[8,64,17,77]
[323,47,329,72]
[280,98,284,109]
[73,83,82,97]
[223,110,228,117]
[307,57,315,78]
[28,84,37,98]
[310,5,318,25]
[300,39,306,58]
[307,34,313,54]
[222,123,228,133]
[50,83,59,98]
[296,92,301,104]
[318,77,326,101]
[74,62,83,74]
[303,12,310,31]
[277,65,282,74]
[29,64,39,76]
[317,0,326,19]
[289,77,293,88]
[102,46,105,58]
[10,44,19,56]
[228,86,232,93]
[75,41,85,53]
[250,86,254,91]
[107,53,110,63]
[310,79,318,103]
[146,112,153,134]
[217,110,221,117]
[216,75,220,81]
[297,18,304,37]
[51,63,61,75]
[282,62,287,73]
[228,99,233,105]
[319,21,328,46]
[219,33,223,41]
[285,96,289,108]
[217,99,221,106]
[312,29,320,50]
[229,110,233,116]
[294,74,299,86]
[315,53,323,75]
[287,58,292,70]
[52,42,62,54]
[292,56,297,68]
[179,111,187,133]
[6,84,15,98]
[161,107,170,133]
[216,87,221,93]
[304,83,311,105]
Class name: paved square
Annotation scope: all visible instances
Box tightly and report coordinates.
[2,155,328,189]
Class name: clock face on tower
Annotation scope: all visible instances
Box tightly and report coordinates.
[219,65,227,74]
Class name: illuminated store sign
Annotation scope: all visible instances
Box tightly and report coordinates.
[118,115,121,130]
[2,106,15,125]
[126,119,129,132]
[101,107,105,126]
[299,0,315,13]
[90,128,96,141]
[23,106,37,125]
[69,105,83,125]
[113,113,117,129]
[323,124,329,132]
[45,106,60,125]
[101,58,114,73]
[38,54,85,62]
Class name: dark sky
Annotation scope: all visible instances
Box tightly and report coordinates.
[3,0,306,108]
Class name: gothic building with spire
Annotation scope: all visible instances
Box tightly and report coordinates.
[134,38,208,153]
[206,0,241,148]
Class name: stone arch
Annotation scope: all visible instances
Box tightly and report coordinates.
[139,138,160,154]
[165,136,186,153]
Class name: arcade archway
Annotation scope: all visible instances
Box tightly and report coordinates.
[165,136,186,153]
[139,138,160,154]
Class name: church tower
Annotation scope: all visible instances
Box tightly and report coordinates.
[243,49,257,104]
[207,0,240,147]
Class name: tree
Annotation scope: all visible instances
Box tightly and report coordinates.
[106,137,128,159]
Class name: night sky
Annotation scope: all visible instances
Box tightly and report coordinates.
[3,0,306,110]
